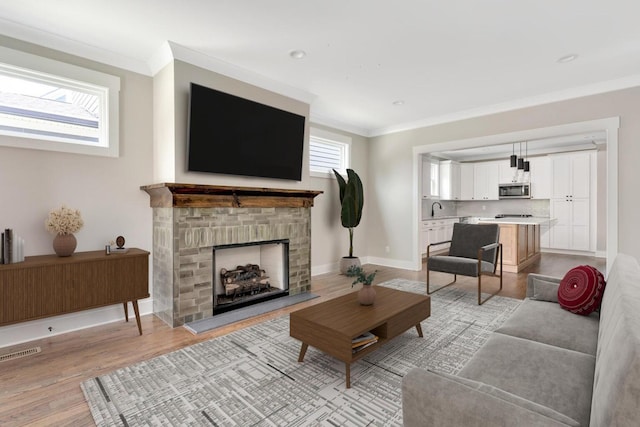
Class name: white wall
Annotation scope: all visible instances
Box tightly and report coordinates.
[0,36,154,347]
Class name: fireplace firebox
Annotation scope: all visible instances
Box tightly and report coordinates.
[213,239,289,315]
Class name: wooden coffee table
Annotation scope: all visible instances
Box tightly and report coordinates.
[290,286,431,388]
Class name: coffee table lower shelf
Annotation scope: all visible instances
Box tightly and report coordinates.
[296,323,424,388]
[290,286,431,388]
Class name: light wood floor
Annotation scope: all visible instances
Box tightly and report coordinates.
[0,253,605,426]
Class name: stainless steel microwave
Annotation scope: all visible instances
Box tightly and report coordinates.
[499,183,531,199]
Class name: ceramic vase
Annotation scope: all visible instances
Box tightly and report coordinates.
[358,284,376,306]
[53,233,77,257]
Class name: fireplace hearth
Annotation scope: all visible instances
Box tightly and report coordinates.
[141,183,322,327]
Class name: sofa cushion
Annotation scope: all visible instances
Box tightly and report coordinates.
[402,369,580,427]
[459,333,595,427]
[530,276,559,303]
[558,265,606,315]
[495,299,599,355]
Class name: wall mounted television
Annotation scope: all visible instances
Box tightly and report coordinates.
[187,83,306,181]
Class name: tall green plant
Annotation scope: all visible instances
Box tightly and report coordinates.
[333,168,364,258]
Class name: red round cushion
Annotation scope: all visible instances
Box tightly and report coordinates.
[558,265,606,315]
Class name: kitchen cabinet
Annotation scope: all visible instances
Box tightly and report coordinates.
[421,157,440,199]
[550,198,590,250]
[540,224,550,249]
[498,161,517,184]
[492,223,541,272]
[460,163,475,200]
[550,152,590,199]
[529,156,551,199]
[473,161,500,200]
[549,151,592,251]
[421,218,459,256]
[439,160,461,200]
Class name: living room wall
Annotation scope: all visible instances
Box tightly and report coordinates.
[0,35,154,345]
[156,59,370,275]
[367,87,640,265]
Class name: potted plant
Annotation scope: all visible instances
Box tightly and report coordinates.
[333,168,364,274]
[346,265,377,305]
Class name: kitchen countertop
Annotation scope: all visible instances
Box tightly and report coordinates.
[477,217,554,225]
[422,216,463,221]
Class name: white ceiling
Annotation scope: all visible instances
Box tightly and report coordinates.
[1,1,639,136]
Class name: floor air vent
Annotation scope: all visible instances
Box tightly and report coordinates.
[0,346,41,363]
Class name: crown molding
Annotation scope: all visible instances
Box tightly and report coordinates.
[309,112,370,137]
[149,41,316,105]
[0,18,151,75]
[369,74,640,137]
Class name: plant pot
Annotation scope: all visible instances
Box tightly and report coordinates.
[339,256,360,275]
[358,284,376,306]
[53,233,77,257]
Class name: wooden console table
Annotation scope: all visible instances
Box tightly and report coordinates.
[0,248,149,335]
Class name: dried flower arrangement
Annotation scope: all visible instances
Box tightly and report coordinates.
[45,205,84,235]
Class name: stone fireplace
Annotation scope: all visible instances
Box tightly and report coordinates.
[141,183,322,327]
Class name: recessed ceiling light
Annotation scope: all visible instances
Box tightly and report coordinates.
[557,54,578,63]
[289,50,307,59]
[392,100,405,106]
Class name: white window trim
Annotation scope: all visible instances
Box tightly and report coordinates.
[0,45,120,158]
[309,127,351,179]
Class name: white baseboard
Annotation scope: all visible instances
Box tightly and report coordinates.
[0,299,154,349]
[365,256,419,271]
[311,256,419,276]
[311,261,339,276]
[540,248,597,257]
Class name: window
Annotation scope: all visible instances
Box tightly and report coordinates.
[0,46,120,157]
[430,160,440,197]
[309,127,351,178]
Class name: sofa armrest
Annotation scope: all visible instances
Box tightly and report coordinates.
[402,368,579,427]
[526,273,562,299]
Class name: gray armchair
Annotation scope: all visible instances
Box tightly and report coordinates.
[426,223,502,305]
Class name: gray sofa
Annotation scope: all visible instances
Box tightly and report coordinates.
[402,253,640,426]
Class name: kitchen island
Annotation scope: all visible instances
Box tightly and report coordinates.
[478,217,552,273]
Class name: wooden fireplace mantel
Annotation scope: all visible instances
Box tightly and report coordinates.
[140,183,323,208]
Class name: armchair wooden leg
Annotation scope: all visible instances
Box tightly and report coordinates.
[427,268,457,295]
[478,244,503,305]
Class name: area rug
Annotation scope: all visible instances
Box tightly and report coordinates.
[82,280,521,426]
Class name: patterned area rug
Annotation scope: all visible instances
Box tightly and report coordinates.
[82,280,521,426]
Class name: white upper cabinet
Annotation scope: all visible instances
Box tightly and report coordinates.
[460,163,475,200]
[550,152,591,199]
[439,160,461,200]
[529,156,551,199]
[474,161,500,200]
[498,161,517,184]
[422,157,440,199]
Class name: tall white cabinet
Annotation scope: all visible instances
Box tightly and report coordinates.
[460,163,475,200]
[473,161,500,200]
[549,152,591,251]
[439,160,461,200]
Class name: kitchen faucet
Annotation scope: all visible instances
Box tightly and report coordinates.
[431,201,442,217]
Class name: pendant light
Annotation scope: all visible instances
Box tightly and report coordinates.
[517,142,524,170]
[510,144,517,167]
[524,141,530,172]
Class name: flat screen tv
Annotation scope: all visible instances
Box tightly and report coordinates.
[187,83,306,181]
